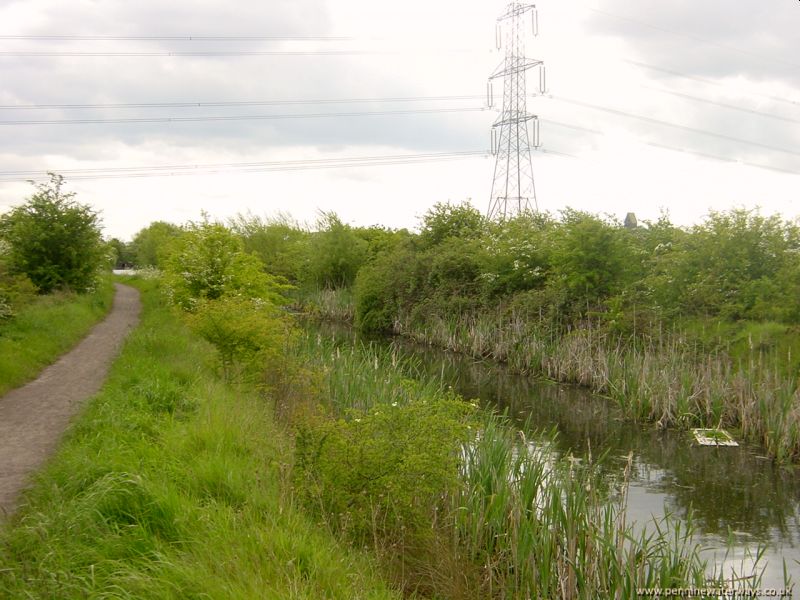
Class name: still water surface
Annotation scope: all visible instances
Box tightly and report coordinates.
[317,323,800,586]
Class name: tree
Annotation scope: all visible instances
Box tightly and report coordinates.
[305,212,368,289]
[107,238,135,269]
[162,216,290,311]
[418,202,485,248]
[0,174,105,293]
[229,212,309,283]
[130,221,182,268]
[548,210,628,313]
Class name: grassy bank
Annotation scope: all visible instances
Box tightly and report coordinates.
[0,278,398,599]
[290,336,773,598]
[0,276,114,396]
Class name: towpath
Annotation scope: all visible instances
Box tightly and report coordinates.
[0,283,141,518]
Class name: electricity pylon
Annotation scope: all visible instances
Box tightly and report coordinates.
[487,3,546,220]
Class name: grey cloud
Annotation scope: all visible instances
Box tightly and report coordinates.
[568,1,800,177]
[585,0,800,85]
[0,0,482,164]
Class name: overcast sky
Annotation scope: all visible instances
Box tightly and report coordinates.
[0,0,799,239]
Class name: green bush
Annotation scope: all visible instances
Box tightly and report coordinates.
[418,201,485,248]
[354,241,424,334]
[187,296,295,385]
[294,392,475,543]
[229,212,309,283]
[0,174,106,294]
[305,212,368,289]
[129,221,182,269]
[479,212,553,297]
[0,240,37,322]
[162,217,290,311]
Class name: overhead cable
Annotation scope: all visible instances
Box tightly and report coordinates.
[0,106,486,125]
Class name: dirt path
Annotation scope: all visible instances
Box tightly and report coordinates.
[0,283,141,518]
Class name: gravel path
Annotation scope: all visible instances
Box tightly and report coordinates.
[0,283,141,518]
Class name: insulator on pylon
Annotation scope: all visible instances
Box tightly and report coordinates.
[496,23,502,49]
[532,9,539,36]
[539,65,546,94]
[491,128,498,155]
[533,118,540,148]
[487,81,494,108]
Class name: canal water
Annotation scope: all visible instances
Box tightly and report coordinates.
[316,323,800,587]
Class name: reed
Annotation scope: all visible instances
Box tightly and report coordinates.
[389,306,800,463]
[302,286,355,322]
[449,413,754,598]
[294,336,773,598]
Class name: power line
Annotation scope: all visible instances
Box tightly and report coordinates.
[641,141,800,177]
[586,6,800,72]
[626,60,800,109]
[0,49,481,57]
[0,95,484,110]
[0,150,491,183]
[544,111,800,177]
[547,95,800,160]
[0,151,487,176]
[0,50,389,57]
[0,35,355,41]
[642,86,800,126]
[0,106,486,126]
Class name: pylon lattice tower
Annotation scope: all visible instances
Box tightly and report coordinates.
[487,3,546,220]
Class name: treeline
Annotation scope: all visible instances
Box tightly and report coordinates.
[122,202,800,334]
[349,203,800,334]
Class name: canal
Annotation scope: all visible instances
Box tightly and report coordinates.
[316,322,800,587]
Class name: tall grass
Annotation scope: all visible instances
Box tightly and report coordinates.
[300,287,355,322]
[304,288,800,462]
[0,275,114,396]
[389,305,800,463]
[292,335,773,598]
[0,278,399,599]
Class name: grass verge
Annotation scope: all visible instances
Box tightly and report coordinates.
[0,278,398,599]
[0,275,115,396]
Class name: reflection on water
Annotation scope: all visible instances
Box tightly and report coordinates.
[313,322,800,585]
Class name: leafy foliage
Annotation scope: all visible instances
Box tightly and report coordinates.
[0,240,36,322]
[0,174,106,293]
[229,212,309,283]
[305,212,368,289]
[107,238,135,269]
[187,296,295,384]
[130,221,182,269]
[294,391,475,543]
[162,217,290,311]
[418,201,485,248]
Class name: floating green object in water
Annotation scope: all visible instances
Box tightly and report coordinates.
[692,428,738,446]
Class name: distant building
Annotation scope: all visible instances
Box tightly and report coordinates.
[624,212,638,229]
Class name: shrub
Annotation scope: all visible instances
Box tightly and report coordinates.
[0,174,106,293]
[130,221,182,269]
[293,391,476,544]
[418,201,485,248]
[187,296,295,385]
[162,217,290,311]
[305,212,368,289]
[229,212,309,283]
[0,240,37,322]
